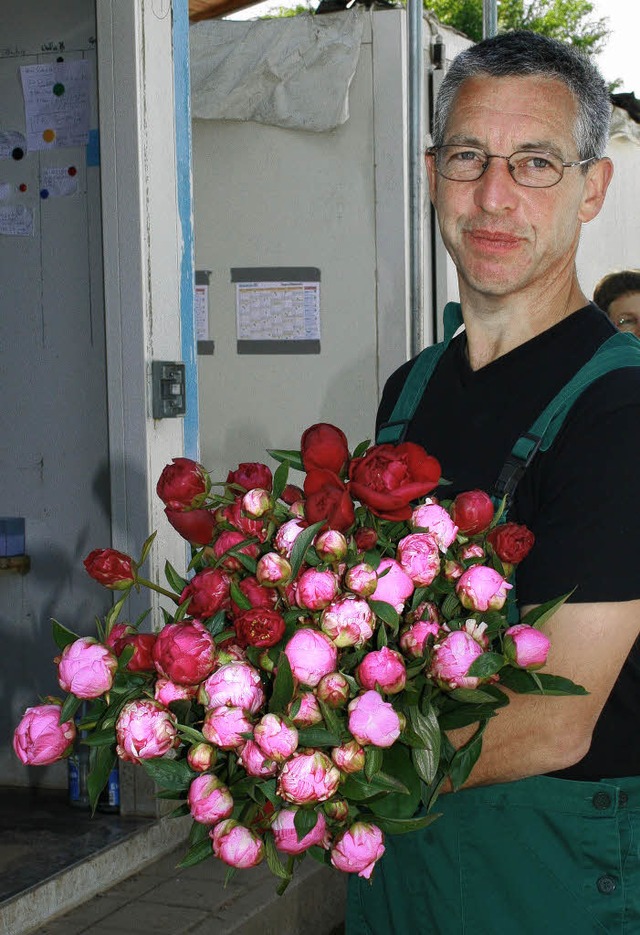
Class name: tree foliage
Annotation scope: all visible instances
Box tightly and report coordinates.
[424,0,609,53]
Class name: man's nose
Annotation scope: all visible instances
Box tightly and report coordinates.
[473,156,519,212]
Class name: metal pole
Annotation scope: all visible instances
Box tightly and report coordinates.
[408,0,425,357]
[483,0,498,38]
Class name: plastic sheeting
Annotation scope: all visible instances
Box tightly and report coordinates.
[189,10,365,132]
[610,105,640,146]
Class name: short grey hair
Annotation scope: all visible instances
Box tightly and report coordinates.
[433,31,611,160]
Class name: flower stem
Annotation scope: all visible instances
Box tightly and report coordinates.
[135,576,180,603]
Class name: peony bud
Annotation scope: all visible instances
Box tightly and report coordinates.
[274,519,306,558]
[233,608,286,649]
[281,484,304,505]
[57,638,118,699]
[237,739,278,778]
[187,742,217,772]
[284,629,338,688]
[354,526,378,552]
[211,529,259,572]
[397,533,440,586]
[430,630,484,690]
[410,503,458,551]
[277,751,341,804]
[13,704,76,766]
[356,647,406,695]
[256,552,292,587]
[180,568,231,618]
[154,678,198,706]
[320,596,375,648]
[347,691,402,748]
[242,488,273,519]
[460,543,485,562]
[288,692,323,728]
[271,807,329,855]
[324,798,349,822]
[203,705,253,750]
[504,624,550,670]
[253,713,299,763]
[165,507,216,546]
[301,423,350,475]
[110,632,157,673]
[443,559,464,581]
[153,620,216,685]
[188,773,234,825]
[115,699,179,763]
[456,565,512,612]
[316,671,351,708]
[227,462,272,493]
[487,523,535,564]
[330,822,385,879]
[198,661,265,714]
[83,548,135,590]
[331,739,366,773]
[156,458,209,510]
[296,568,340,611]
[210,819,264,868]
[370,558,414,613]
[314,529,348,563]
[344,562,378,598]
[451,490,494,535]
[399,620,440,659]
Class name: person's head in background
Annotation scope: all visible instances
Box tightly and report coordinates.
[593,269,640,337]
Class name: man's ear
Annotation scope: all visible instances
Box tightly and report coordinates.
[425,151,438,206]
[578,157,613,223]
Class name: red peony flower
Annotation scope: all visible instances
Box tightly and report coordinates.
[304,469,355,532]
[300,423,350,475]
[83,548,135,590]
[348,443,441,521]
[180,567,231,617]
[111,632,157,672]
[354,526,378,552]
[230,576,278,617]
[234,608,286,648]
[165,507,216,546]
[487,523,535,564]
[451,490,494,535]
[156,458,208,510]
[227,462,272,492]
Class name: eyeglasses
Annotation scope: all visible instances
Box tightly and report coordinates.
[427,144,596,189]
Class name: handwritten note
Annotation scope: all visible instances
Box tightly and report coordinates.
[41,167,78,198]
[0,205,34,237]
[20,60,91,151]
[0,130,27,160]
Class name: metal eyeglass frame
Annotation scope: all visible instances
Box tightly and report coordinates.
[426,145,597,189]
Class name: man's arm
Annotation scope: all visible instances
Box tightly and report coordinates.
[445,599,640,788]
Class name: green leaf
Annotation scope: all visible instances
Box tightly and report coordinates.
[441,593,461,620]
[520,591,575,630]
[82,728,117,746]
[60,693,83,724]
[189,817,211,846]
[341,771,410,801]
[448,722,487,791]
[289,521,325,580]
[267,448,304,472]
[87,745,117,812]
[229,580,252,611]
[263,831,293,881]
[140,756,196,792]
[269,652,295,714]
[499,667,588,696]
[203,609,228,637]
[293,808,319,842]
[352,439,371,459]
[272,460,290,502]
[177,839,212,869]
[165,561,188,594]
[177,724,206,745]
[365,745,383,781]
[52,619,80,651]
[466,652,505,679]
[317,698,343,737]
[168,803,191,819]
[448,686,504,704]
[173,597,192,623]
[138,531,157,568]
[437,704,499,731]
[105,594,129,633]
[231,550,258,575]
[373,812,442,835]
[296,727,340,747]
[117,643,135,670]
[406,703,441,785]
[368,744,422,819]
[369,600,399,632]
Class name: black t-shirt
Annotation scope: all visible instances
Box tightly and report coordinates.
[377,304,640,780]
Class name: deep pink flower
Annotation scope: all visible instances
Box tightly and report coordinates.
[180,568,231,618]
[456,565,512,612]
[154,678,198,706]
[347,691,402,748]
[83,548,135,590]
[296,568,340,611]
[153,620,216,685]
[165,507,216,546]
[274,519,307,557]
[227,462,272,492]
[156,458,209,510]
[253,714,298,763]
[115,699,179,763]
[110,632,157,673]
[272,807,329,855]
[198,661,265,714]
[219,497,267,542]
[230,576,277,617]
[451,489,494,535]
[356,647,406,694]
[188,774,234,825]
[284,629,338,687]
[430,630,484,690]
[203,705,253,749]
[57,638,118,699]
[237,740,278,778]
[320,596,375,648]
[277,751,341,804]
[210,820,264,868]
[211,529,259,572]
[370,558,414,613]
[410,502,458,551]
[504,624,550,670]
[397,533,441,586]
[330,823,385,879]
[399,619,441,658]
[13,704,76,766]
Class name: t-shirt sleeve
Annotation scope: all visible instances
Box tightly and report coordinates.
[515,367,640,605]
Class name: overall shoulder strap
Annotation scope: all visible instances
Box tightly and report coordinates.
[376,302,463,444]
[494,331,640,506]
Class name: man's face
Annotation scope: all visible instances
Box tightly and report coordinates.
[426,75,610,302]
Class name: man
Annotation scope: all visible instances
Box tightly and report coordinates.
[346,30,640,935]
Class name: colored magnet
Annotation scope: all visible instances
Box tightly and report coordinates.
[19,183,27,192]
[53,83,65,96]
[42,129,55,143]
[12,147,24,160]
[68,166,77,177]
[40,189,49,199]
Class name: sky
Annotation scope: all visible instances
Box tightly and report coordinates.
[228,0,640,94]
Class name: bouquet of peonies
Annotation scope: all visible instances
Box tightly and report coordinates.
[13,424,584,888]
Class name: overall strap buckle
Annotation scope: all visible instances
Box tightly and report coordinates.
[493,432,542,506]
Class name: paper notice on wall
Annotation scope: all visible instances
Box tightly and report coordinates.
[0,183,11,201]
[41,167,77,198]
[236,281,320,341]
[20,60,91,151]
[0,130,27,160]
[194,284,210,341]
[0,205,34,236]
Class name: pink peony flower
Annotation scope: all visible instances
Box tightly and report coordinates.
[288,692,323,728]
[13,704,76,766]
[397,533,441,586]
[180,567,231,617]
[316,671,351,708]
[210,819,265,868]
[242,488,273,519]
[188,773,234,825]
[411,502,458,551]
[115,699,179,763]
[256,552,292,587]
[331,739,366,774]
[347,691,402,748]
[274,519,306,558]
[237,740,278,778]
[253,714,299,763]
[214,642,247,666]
[271,807,329,855]
[430,630,484,689]
[456,565,512,612]
[296,568,340,611]
[314,529,348,563]
[284,629,338,688]
[277,750,341,804]
[330,823,385,879]
[344,562,378,598]
[153,620,216,685]
[399,619,441,659]
[320,596,375,648]
[460,543,485,562]
[504,624,550,670]
[370,558,414,613]
[356,647,407,694]
[57,638,118,699]
[443,559,464,580]
[154,678,198,706]
[203,705,253,749]
[219,497,267,542]
[198,661,265,714]
[324,799,349,822]
[187,742,217,772]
